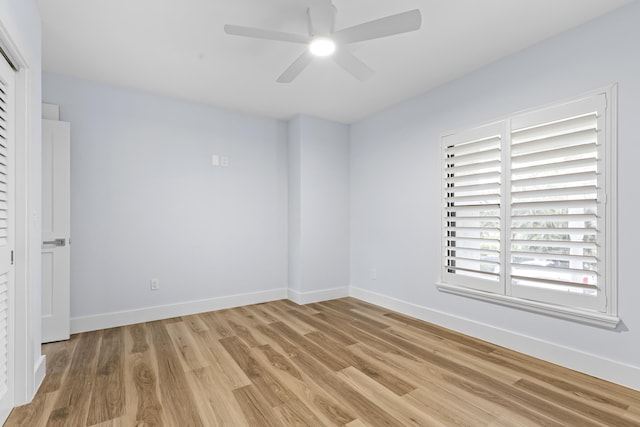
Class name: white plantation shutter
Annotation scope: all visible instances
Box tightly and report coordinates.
[0,60,13,421]
[440,89,617,325]
[442,123,504,294]
[509,95,607,311]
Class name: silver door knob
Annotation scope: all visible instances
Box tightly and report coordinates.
[43,238,66,247]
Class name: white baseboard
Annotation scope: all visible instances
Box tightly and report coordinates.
[349,286,640,392]
[71,288,288,333]
[33,355,46,398]
[287,286,350,305]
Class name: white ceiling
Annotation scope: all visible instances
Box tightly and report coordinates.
[38,0,633,123]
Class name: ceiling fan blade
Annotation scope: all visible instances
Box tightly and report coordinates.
[332,49,374,82]
[224,24,309,44]
[308,0,335,35]
[333,9,422,45]
[277,50,314,83]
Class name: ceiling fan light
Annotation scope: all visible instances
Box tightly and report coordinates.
[309,37,336,56]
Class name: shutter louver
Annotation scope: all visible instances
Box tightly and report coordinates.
[510,110,602,306]
[443,125,503,293]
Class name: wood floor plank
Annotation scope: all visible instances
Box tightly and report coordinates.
[370,328,600,426]
[626,405,640,423]
[269,322,350,372]
[252,343,356,426]
[189,329,252,389]
[244,303,280,324]
[318,299,392,330]
[252,344,356,426]
[130,355,164,426]
[219,335,297,407]
[264,302,317,335]
[386,324,522,385]
[489,345,635,409]
[275,335,405,426]
[7,298,640,426]
[201,310,235,340]
[304,330,417,396]
[48,330,102,427]
[338,366,447,426]
[351,343,510,420]
[374,341,582,426]
[222,309,268,348]
[384,311,497,353]
[232,385,281,427]
[405,386,498,426]
[272,398,325,426]
[123,323,165,427]
[288,309,358,346]
[514,378,639,426]
[165,321,211,372]
[181,314,210,335]
[147,320,204,427]
[188,366,248,426]
[86,327,126,426]
[491,345,640,405]
[344,420,368,427]
[312,310,418,360]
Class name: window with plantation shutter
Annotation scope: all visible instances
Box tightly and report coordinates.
[439,88,618,327]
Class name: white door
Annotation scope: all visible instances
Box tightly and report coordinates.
[41,118,70,343]
[0,53,16,424]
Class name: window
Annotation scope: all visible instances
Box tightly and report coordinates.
[438,88,618,327]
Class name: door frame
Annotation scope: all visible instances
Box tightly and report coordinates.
[0,17,43,409]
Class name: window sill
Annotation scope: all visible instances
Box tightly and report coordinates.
[436,282,620,329]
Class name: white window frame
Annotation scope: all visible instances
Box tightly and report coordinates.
[437,86,619,328]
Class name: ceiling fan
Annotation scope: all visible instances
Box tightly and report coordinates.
[224,0,422,83]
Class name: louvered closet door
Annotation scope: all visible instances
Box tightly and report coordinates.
[0,55,15,423]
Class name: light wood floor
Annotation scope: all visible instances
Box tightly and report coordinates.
[6,298,640,426]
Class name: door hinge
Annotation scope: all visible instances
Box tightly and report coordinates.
[11,250,14,265]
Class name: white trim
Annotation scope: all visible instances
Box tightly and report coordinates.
[287,286,349,305]
[71,288,288,333]
[41,103,59,121]
[33,355,45,392]
[604,86,618,319]
[436,282,619,328]
[349,286,640,391]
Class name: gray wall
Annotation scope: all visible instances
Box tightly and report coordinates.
[350,1,640,379]
[43,73,289,319]
[288,116,350,300]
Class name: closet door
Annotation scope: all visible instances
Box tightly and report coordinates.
[0,53,16,424]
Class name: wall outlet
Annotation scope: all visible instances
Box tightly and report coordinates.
[150,278,160,290]
[370,268,377,280]
[220,156,229,167]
